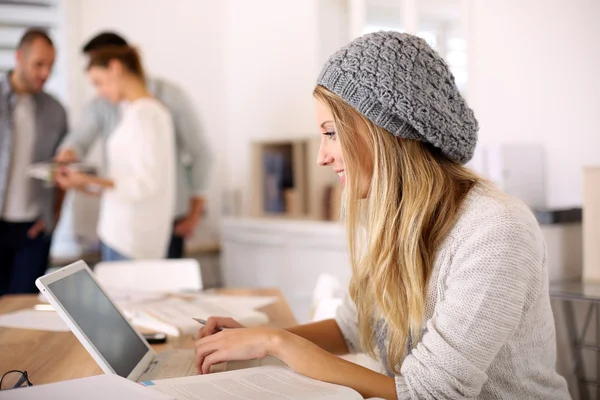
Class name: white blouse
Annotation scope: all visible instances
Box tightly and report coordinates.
[98,98,175,259]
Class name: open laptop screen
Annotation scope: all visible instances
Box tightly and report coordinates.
[47,269,149,377]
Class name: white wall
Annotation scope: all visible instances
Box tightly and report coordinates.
[223,0,322,215]
[58,0,337,243]
[468,0,600,208]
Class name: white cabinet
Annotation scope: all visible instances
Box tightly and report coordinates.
[221,218,351,322]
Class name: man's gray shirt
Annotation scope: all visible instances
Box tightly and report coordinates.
[0,72,68,231]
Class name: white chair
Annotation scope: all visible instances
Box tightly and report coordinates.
[94,259,203,293]
[310,273,382,373]
[310,273,344,322]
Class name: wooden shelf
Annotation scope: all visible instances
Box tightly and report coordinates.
[251,137,341,221]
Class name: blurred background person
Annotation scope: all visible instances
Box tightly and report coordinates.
[55,32,212,259]
[55,46,175,262]
[0,29,67,295]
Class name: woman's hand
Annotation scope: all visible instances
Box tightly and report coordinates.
[54,167,91,190]
[197,316,245,339]
[194,320,398,399]
[194,327,281,374]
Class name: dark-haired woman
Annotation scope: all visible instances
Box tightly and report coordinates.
[56,46,175,261]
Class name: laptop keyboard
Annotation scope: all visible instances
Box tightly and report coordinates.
[140,350,198,381]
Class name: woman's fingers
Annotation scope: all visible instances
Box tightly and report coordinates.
[54,170,69,188]
[198,316,245,339]
[211,316,244,329]
[201,350,227,375]
[194,327,276,375]
[198,317,220,338]
[195,339,218,373]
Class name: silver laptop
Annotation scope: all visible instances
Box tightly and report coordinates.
[36,260,262,382]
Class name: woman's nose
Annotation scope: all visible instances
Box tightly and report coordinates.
[317,147,334,166]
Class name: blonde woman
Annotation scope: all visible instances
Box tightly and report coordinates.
[194,32,570,399]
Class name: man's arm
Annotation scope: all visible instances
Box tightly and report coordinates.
[55,97,105,162]
[170,87,213,197]
[165,83,213,236]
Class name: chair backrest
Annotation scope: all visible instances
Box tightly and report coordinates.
[310,273,343,322]
[94,259,203,293]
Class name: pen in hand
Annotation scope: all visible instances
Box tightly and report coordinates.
[193,318,224,332]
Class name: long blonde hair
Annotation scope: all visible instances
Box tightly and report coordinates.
[314,85,481,374]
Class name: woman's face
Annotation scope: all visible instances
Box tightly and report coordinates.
[87,61,124,103]
[315,98,346,186]
[315,98,372,196]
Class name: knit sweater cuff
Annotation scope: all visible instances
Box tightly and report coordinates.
[395,376,411,400]
[334,314,361,354]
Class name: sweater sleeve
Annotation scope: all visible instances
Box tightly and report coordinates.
[111,106,171,203]
[395,209,541,399]
[335,292,362,354]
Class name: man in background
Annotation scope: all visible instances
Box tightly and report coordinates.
[55,32,212,259]
[0,29,68,295]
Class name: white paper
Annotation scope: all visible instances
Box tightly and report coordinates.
[36,290,273,335]
[39,290,276,311]
[150,365,362,400]
[37,287,168,306]
[123,297,269,336]
[0,309,69,332]
[188,294,278,311]
[108,287,170,307]
[27,163,55,182]
[0,374,174,400]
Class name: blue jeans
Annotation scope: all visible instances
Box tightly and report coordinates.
[100,242,130,262]
[0,220,51,295]
[101,219,183,261]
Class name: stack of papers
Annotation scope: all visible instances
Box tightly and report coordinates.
[35,289,278,336]
[104,287,170,307]
[123,296,271,337]
[183,293,278,311]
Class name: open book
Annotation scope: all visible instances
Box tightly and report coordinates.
[144,365,378,400]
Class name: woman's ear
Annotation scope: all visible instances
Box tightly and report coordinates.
[107,59,124,76]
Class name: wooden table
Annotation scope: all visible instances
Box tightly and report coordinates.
[0,288,297,387]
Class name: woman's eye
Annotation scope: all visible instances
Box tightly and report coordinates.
[324,131,336,140]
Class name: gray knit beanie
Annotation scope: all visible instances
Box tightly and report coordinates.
[317,31,478,164]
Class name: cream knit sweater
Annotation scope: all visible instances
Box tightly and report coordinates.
[335,184,571,399]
